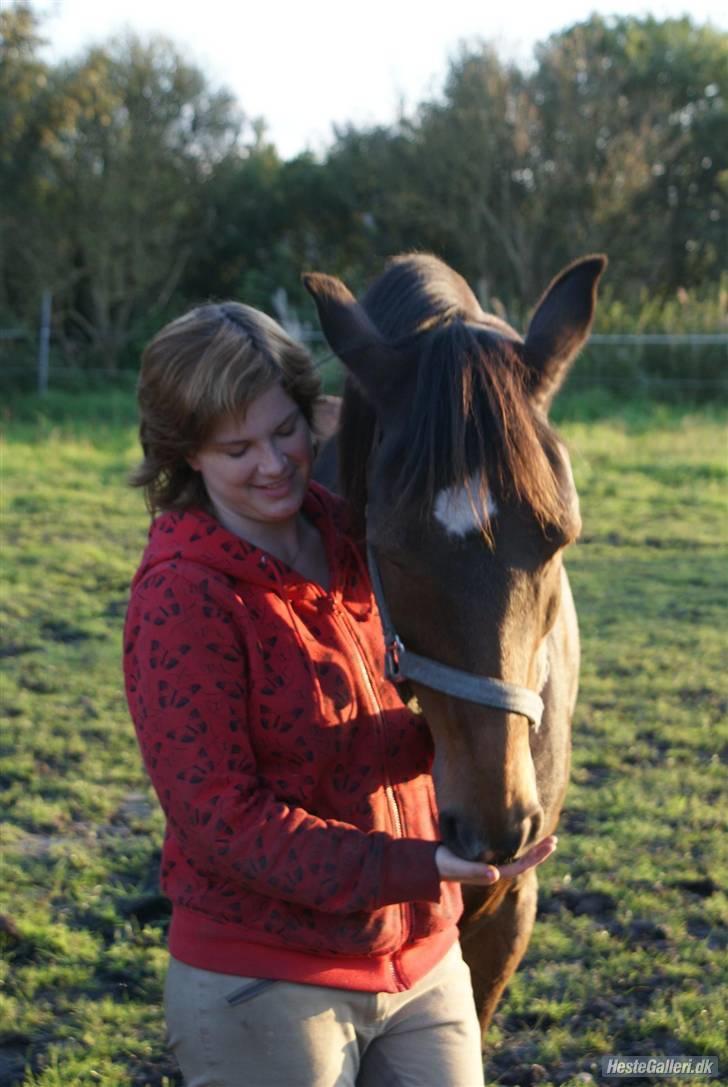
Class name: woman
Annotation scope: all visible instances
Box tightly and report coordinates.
[124,301,556,1087]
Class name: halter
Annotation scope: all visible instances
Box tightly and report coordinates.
[367,542,544,731]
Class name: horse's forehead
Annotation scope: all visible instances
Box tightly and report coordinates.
[430,441,580,544]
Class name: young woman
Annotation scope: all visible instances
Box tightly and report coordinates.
[124,301,556,1087]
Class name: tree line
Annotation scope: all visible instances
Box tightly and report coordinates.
[1,2,726,374]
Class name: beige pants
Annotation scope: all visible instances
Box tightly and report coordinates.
[164,942,485,1087]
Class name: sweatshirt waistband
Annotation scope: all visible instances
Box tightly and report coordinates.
[169,907,459,994]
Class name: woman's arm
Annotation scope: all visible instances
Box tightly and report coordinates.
[124,566,442,914]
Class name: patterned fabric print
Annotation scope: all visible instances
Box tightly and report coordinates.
[124,485,461,959]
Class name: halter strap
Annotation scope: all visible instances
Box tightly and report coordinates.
[367,542,544,730]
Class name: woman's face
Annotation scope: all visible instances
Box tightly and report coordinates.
[189,383,313,532]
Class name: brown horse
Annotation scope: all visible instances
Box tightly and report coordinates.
[305,252,606,1031]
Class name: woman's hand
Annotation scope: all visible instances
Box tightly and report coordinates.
[435,835,557,885]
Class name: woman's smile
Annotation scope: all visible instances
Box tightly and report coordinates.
[254,474,294,495]
[188,382,313,539]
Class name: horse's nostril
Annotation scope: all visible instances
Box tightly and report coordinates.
[489,809,546,864]
[528,807,545,847]
[439,811,486,862]
[514,807,545,857]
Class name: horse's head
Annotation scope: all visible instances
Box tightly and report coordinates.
[305,253,606,865]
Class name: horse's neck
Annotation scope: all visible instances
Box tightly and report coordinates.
[531,568,578,823]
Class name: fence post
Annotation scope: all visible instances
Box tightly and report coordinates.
[37,290,52,396]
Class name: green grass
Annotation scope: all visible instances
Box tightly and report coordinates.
[1,392,726,1086]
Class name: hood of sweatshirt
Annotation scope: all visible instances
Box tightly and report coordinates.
[131,482,373,621]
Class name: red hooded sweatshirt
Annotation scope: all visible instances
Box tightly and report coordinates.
[123,483,461,992]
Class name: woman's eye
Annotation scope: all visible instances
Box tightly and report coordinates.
[227,446,249,459]
[276,423,296,437]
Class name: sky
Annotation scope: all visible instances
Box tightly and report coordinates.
[19,0,728,159]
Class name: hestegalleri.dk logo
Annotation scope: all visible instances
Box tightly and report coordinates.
[601,1055,719,1077]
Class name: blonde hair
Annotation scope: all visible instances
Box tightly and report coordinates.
[131,302,321,514]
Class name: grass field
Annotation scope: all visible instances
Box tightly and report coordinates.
[1,392,726,1087]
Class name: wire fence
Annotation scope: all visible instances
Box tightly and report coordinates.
[2,330,727,398]
[587,334,728,345]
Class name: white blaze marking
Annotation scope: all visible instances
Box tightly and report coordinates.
[433,476,498,537]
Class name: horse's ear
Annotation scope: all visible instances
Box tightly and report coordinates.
[523,255,607,413]
[303,272,403,411]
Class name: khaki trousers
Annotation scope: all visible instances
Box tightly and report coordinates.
[164,942,485,1087]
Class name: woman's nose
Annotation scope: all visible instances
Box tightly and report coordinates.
[257,440,287,476]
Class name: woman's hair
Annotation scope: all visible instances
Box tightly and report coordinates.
[131,302,321,515]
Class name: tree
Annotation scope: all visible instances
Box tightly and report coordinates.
[405,45,541,301]
[0,3,57,323]
[3,8,725,378]
[39,33,249,368]
[530,15,728,294]
[312,17,727,311]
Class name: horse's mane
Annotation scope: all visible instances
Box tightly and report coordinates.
[338,254,574,545]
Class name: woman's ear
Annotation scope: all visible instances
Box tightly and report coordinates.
[186,453,201,471]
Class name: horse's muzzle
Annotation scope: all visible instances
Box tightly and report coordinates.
[439,807,544,865]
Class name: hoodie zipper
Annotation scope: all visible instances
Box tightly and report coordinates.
[321,590,412,981]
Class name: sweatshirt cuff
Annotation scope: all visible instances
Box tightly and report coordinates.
[379,838,442,905]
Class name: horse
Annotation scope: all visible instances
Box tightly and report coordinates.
[304,251,606,1033]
